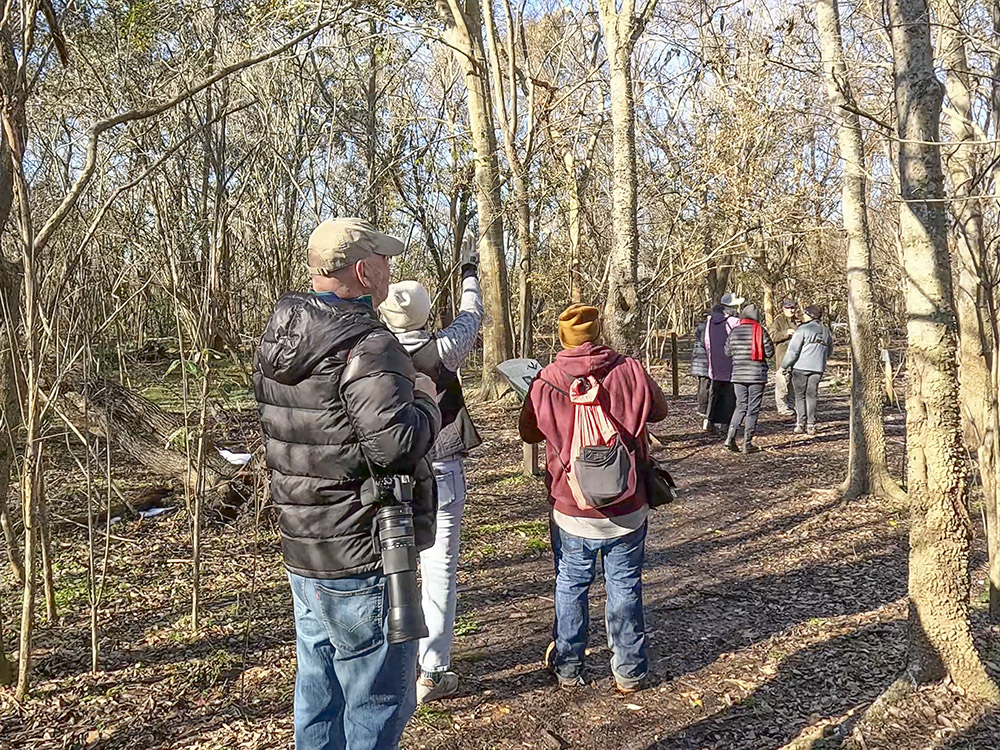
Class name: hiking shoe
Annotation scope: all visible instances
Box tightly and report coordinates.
[793,424,804,434]
[417,671,460,704]
[777,410,795,419]
[615,678,644,694]
[807,424,817,436]
[741,440,760,454]
[725,439,740,453]
[544,641,584,689]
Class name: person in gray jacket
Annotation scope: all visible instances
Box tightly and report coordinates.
[690,314,710,417]
[781,305,834,434]
[723,304,775,453]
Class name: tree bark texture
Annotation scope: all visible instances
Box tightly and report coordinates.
[934,0,1000,620]
[438,0,514,397]
[888,0,1000,701]
[815,0,902,501]
[597,0,641,353]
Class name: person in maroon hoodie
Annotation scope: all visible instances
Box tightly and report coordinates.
[519,304,667,692]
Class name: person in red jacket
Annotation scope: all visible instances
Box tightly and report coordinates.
[519,304,667,692]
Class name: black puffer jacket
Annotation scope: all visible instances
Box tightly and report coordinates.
[690,319,709,377]
[253,292,441,579]
[724,320,776,383]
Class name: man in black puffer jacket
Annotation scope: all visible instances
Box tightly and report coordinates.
[254,217,440,750]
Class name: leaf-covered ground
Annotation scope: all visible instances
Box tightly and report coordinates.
[1,363,999,749]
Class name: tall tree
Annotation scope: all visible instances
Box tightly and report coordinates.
[483,0,537,357]
[595,0,658,352]
[438,0,514,396]
[934,0,1000,620]
[888,0,999,700]
[815,0,902,500]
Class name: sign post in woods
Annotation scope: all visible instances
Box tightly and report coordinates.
[497,358,544,476]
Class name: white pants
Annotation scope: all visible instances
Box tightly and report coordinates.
[418,457,467,674]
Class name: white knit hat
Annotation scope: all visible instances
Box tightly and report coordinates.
[379,280,432,332]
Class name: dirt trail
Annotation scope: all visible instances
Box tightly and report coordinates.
[1,376,998,749]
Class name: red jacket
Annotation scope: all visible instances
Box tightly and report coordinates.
[519,342,668,518]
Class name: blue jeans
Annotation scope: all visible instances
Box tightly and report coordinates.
[418,458,467,675]
[288,572,417,750]
[550,521,648,687]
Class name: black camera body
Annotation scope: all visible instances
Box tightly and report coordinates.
[361,475,428,644]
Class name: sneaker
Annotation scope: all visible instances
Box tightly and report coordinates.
[416,671,460,704]
[806,424,817,436]
[544,641,584,688]
[741,440,760,454]
[793,424,804,434]
[702,419,715,434]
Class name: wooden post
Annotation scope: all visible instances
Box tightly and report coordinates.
[670,331,679,397]
[523,441,540,476]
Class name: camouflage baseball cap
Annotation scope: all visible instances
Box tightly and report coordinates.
[306,218,405,276]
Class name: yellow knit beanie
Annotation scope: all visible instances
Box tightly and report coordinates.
[558,304,601,349]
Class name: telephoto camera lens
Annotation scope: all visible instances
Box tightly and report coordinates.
[376,503,428,643]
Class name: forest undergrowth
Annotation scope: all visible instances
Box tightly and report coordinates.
[1,361,998,750]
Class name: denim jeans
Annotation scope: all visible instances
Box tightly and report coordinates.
[550,521,648,686]
[289,571,417,750]
[418,457,466,675]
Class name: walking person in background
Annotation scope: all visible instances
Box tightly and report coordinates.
[703,295,742,433]
[724,304,775,454]
[519,304,667,693]
[379,244,483,704]
[781,304,834,435]
[770,300,799,418]
[254,218,441,750]
[690,312,710,419]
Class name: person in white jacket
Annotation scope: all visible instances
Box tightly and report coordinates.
[379,244,483,704]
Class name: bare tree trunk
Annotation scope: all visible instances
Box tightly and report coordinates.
[438,0,514,397]
[365,19,381,228]
[596,0,646,352]
[0,258,23,584]
[37,468,55,623]
[815,0,903,501]
[0,595,11,685]
[564,146,582,303]
[0,28,23,586]
[888,0,1000,701]
[934,0,1000,620]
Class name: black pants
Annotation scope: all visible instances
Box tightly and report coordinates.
[730,382,765,437]
[707,381,735,426]
[792,370,822,426]
[696,376,711,416]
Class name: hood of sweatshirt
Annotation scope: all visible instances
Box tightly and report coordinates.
[551,342,624,380]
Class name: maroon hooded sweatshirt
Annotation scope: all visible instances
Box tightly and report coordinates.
[519,342,668,519]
